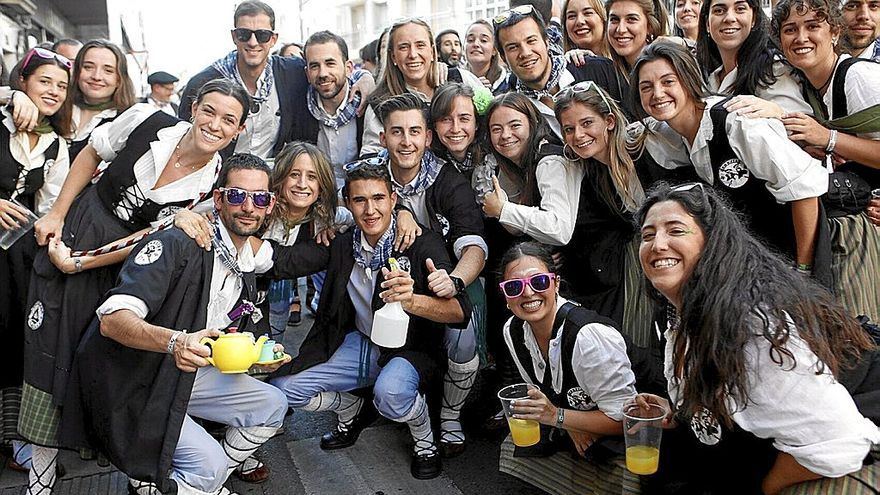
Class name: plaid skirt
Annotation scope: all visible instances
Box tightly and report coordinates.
[829,213,880,321]
[18,382,61,447]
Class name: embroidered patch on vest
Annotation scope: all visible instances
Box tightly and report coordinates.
[27,301,44,330]
[157,205,182,220]
[135,239,163,265]
[566,387,596,411]
[435,214,450,238]
[718,159,749,189]
[395,256,411,272]
[690,407,722,445]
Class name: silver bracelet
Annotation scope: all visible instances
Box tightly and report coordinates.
[555,407,565,428]
[826,129,838,153]
[73,257,83,273]
[167,330,184,354]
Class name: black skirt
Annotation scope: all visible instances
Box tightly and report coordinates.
[0,230,37,389]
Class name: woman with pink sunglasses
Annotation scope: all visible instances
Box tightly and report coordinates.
[497,241,663,460]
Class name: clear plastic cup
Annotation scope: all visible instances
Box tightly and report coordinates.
[497,383,540,447]
[622,400,667,475]
[0,199,39,250]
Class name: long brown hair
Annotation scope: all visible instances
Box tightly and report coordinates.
[464,20,504,85]
[605,0,669,81]
[269,142,337,230]
[369,19,440,106]
[17,51,72,136]
[562,0,612,57]
[69,40,136,113]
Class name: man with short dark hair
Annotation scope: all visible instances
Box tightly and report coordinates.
[375,93,487,458]
[494,5,621,137]
[842,0,880,60]
[60,154,290,495]
[268,164,471,479]
[304,30,368,187]
[179,2,373,160]
[141,71,179,116]
[436,29,463,67]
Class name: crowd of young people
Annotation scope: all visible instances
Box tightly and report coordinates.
[0,0,878,493]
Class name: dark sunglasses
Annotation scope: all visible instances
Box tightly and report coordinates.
[22,47,72,71]
[499,273,556,298]
[232,28,275,44]
[219,187,274,208]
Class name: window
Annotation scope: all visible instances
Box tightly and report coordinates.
[465,0,508,21]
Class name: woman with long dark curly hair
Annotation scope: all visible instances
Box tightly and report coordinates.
[634,182,878,494]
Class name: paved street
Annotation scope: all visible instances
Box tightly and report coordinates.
[0,313,545,495]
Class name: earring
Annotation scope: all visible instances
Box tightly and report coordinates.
[562,143,579,161]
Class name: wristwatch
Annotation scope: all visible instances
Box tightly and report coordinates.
[555,407,565,428]
[449,276,466,295]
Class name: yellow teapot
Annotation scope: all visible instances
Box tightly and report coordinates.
[200,331,268,373]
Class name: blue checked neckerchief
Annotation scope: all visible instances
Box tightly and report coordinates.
[446,149,474,173]
[211,212,243,288]
[873,41,880,62]
[515,55,566,101]
[381,149,443,197]
[306,71,366,131]
[546,24,564,57]
[212,51,275,110]
[352,214,397,272]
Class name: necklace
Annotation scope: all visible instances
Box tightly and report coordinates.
[173,140,197,171]
[816,55,839,94]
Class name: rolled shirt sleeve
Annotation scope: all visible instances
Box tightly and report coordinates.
[498,155,584,246]
[96,294,150,321]
[726,114,828,203]
[733,328,880,477]
[90,103,161,162]
[571,323,637,421]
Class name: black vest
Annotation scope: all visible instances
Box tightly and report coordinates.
[828,57,880,189]
[0,122,61,211]
[707,99,795,259]
[68,113,118,162]
[94,111,192,230]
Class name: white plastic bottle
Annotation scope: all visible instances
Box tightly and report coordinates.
[370,258,410,348]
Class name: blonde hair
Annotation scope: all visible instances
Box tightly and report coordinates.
[562,0,612,58]
[371,18,440,105]
[554,84,645,212]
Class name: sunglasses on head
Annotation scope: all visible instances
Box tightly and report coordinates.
[671,182,706,195]
[22,47,72,71]
[232,28,275,44]
[343,156,387,174]
[219,187,274,208]
[499,272,556,298]
[493,5,538,26]
[554,81,613,110]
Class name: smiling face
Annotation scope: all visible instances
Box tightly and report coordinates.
[675,0,703,39]
[843,0,880,51]
[78,47,119,104]
[380,108,432,182]
[608,0,652,67]
[498,17,553,89]
[565,0,606,51]
[345,178,397,245]
[305,41,352,103]
[502,255,559,324]
[189,91,246,154]
[232,14,278,70]
[21,64,69,118]
[778,8,838,76]
[465,22,496,66]
[390,23,435,87]
[707,0,754,58]
[559,101,614,163]
[489,105,531,165]
[638,200,705,308]
[434,96,477,161]
[638,58,696,128]
[214,168,275,241]
[280,153,321,218]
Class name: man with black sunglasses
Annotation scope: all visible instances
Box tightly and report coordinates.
[494,4,622,138]
[179,1,374,160]
[60,154,290,495]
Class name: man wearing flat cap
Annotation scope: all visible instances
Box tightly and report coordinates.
[142,71,179,115]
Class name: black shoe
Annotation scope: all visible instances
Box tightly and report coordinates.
[319,403,377,450]
[439,441,466,458]
[411,450,442,479]
[287,310,302,326]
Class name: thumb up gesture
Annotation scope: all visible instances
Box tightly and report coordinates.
[426,257,455,298]
[482,176,508,219]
